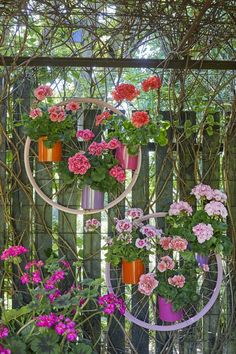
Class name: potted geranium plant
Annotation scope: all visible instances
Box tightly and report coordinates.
[166,183,231,267]
[57,133,126,210]
[104,208,162,284]
[21,85,78,162]
[95,77,170,170]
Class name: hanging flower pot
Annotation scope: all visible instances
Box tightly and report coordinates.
[38,136,62,162]
[122,258,144,285]
[195,254,209,268]
[158,296,184,322]
[81,186,104,210]
[115,144,138,170]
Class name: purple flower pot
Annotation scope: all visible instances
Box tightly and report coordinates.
[115,144,138,170]
[158,296,184,322]
[81,186,104,210]
[195,254,209,267]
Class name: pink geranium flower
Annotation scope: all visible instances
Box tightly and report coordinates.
[109,165,126,183]
[192,223,214,243]
[135,238,147,248]
[138,273,159,296]
[48,105,65,122]
[0,245,28,261]
[29,107,43,119]
[168,274,185,288]
[140,225,162,238]
[34,85,52,101]
[171,237,188,251]
[68,153,91,175]
[127,208,143,219]
[204,201,228,219]
[107,138,121,150]
[212,189,227,203]
[0,344,11,354]
[88,141,105,156]
[115,218,132,233]
[76,129,95,141]
[84,218,101,232]
[159,236,172,250]
[0,326,9,339]
[66,101,80,111]
[20,273,30,284]
[191,183,213,200]
[169,201,193,216]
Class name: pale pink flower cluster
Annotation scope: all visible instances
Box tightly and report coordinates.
[34,85,53,101]
[159,236,188,251]
[157,256,175,272]
[192,223,214,243]
[76,129,95,141]
[168,201,193,216]
[65,101,80,111]
[109,165,126,183]
[48,105,65,122]
[0,245,28,260]
[68,153,91,175]
[138,273,159,296]
[135,238,147,248]
[127,208,143,219]
[84,218,101,232]
[204,201,228,219]
[115,218,132,233]
[168,274,185,288]
[140,225,162,239]
[191,183,213,200]
[29,107,43,119]
[211,189,227,203]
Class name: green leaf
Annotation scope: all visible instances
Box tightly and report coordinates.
[3,305,32,324]
[30,331,60,354]
[5,337,27,354]
[71,343,93,354]
[206,126,213,136]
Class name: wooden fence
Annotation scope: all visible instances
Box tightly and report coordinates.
[0,77,236,354]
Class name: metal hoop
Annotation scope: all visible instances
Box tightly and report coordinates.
[105,212,223,331]
[24,98,141,215]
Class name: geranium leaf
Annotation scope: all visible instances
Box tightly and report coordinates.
[30,331,60,354]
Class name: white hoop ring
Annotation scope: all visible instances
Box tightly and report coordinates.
[24,98,142,215]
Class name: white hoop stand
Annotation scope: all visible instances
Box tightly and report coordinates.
[105,212,223,331]
[24,98,142,215]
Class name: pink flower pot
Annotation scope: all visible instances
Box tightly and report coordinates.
[158,296,184,322]
[81,186,104,210]
[115,144,138,170]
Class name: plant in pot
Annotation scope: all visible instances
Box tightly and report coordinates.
[104,208,162,284]
[95,77,170,170]
[137,235,199,322]
[21,85,78,162]
[57,133,126,210]
[0,244,104,354]
[166,183,231,268]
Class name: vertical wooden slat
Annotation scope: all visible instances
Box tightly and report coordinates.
[202,112,221,354]
[83,110,101,352]
[224,111,236,354]
[0,76,7,296]
[155,111,174,354]
[107,198,125,354]
[178,111,197,354]
[12,78,31,306]
[131,146,149,354]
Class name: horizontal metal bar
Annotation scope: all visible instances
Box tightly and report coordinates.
[0,56,236,70]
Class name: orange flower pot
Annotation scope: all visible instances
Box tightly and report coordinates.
[122,258,145,285]
[38,136,62,162]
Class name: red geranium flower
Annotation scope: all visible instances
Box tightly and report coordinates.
[112,83,140,102]
[131,111,150,128]
[142,76,162,92]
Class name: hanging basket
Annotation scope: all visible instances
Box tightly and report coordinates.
[38,136,62,162]
[121,258,144,285]
[81,186,104,210]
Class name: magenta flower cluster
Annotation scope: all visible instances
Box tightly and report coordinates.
[0,245,28,261]
[0,326,9,339]
[35,313,78,342]
[0,344,11,354]
[98,293,125,315]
